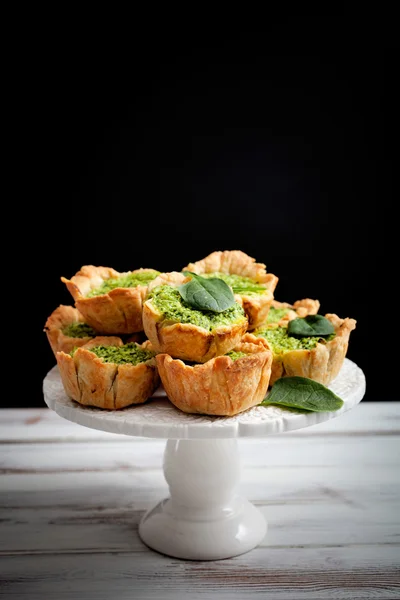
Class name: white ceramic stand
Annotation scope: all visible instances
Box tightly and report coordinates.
[139,439,266,559]
[43,358,366,560]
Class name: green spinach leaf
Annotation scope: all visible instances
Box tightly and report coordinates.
[261,376,343,412]
[179,273,236,313]
[288,315,335,337]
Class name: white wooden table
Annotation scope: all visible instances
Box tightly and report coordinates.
[0,403,399,599]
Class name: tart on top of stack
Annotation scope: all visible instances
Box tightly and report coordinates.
[183,250,278,330]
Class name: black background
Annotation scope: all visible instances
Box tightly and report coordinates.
[14,14,397,407]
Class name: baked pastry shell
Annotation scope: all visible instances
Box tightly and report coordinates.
[61,266,157,334]
[156,340,272,416]
[243,313,356,386]
[44,305,95,356]
[143,300,248,363]
[143,272,248,363]
[270,298,320,326]
[183,250,278,330]
[56,336,160,410]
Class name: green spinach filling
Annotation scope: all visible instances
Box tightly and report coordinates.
[86,342,155,365]
[62,322,97,338]
[87,270,160,298]
[225,350,247,361]
[201,272,267,295]
[267,306,290,324]
[257,326,336,353]
[149,285,246,330]
[183,350,247,366]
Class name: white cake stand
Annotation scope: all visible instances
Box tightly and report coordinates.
[43,358,365,561]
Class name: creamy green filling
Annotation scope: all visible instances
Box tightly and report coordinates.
[86,342,155,365]
[267,306,290,324]
[257,326,336,353]
[225,350,247,361]
[87,270,160,298]
[183,350,247,367]
[201,272,267,295]
[62,322,96,338]
[149,285,246,330]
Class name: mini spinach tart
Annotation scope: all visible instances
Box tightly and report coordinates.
[183,250,278,330]
[56,337,159,410]
[156,340,272,416]
[267,298,320,326]
[142,272,248,363]
[244,313,356,386]
[44,305,98,356]
[61,266,160,334]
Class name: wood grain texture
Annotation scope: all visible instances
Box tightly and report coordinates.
[0,403,399,599]
[1,551,399,599]
[1,402,399,443]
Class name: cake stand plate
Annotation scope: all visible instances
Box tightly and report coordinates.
[43,358,365,560]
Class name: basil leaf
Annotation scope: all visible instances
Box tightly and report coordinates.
[179,273,235,313]
[288,315,335,337]
[261,376,343,412]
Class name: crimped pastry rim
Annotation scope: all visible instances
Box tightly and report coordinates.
[56,336,159,410]
[61,265,160,334]
[183,249,278,286]
[44,304,96,356]
[144,295,248,335]
[156,340,273,416]
[61,265,160,300]
[182,250,278,330]
[243,313,356,385]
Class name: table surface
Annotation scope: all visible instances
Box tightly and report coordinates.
[0,403,399,599]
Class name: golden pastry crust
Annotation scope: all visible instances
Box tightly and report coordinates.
[243,313,356,386]
[44,305,95,356]
[185,250,276,283]
[156,341,272,416]
[270,298,320,325]
[143,272,248,363]
[56,336,160,410]
[183,250,278,330]
[61,266,157,334]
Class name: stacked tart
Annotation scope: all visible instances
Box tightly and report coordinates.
[184,250,278,330]
[61,266,160,334]
[44,251,356,414]
[57,337,159,410]
[244,313,356,386]
[142,270,273,415]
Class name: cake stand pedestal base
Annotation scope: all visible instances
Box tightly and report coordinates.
[138,439,266,560]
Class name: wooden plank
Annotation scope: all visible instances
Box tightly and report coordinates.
[0,408,124,443]
[0,464,398,507]
[0,460,398,553]
[1,549,399,599]
[0,493,399,555]
[1,435,399,472]
[1,403,399,443]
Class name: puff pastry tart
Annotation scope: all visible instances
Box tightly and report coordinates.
[44,305,97,356]
[267,298,320,326]
[183,250,278,330]
[156,340,272,416]
[244,313,356,386]
[61,266,160,334]
[57,337,159,410]
[143,272,248,363]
